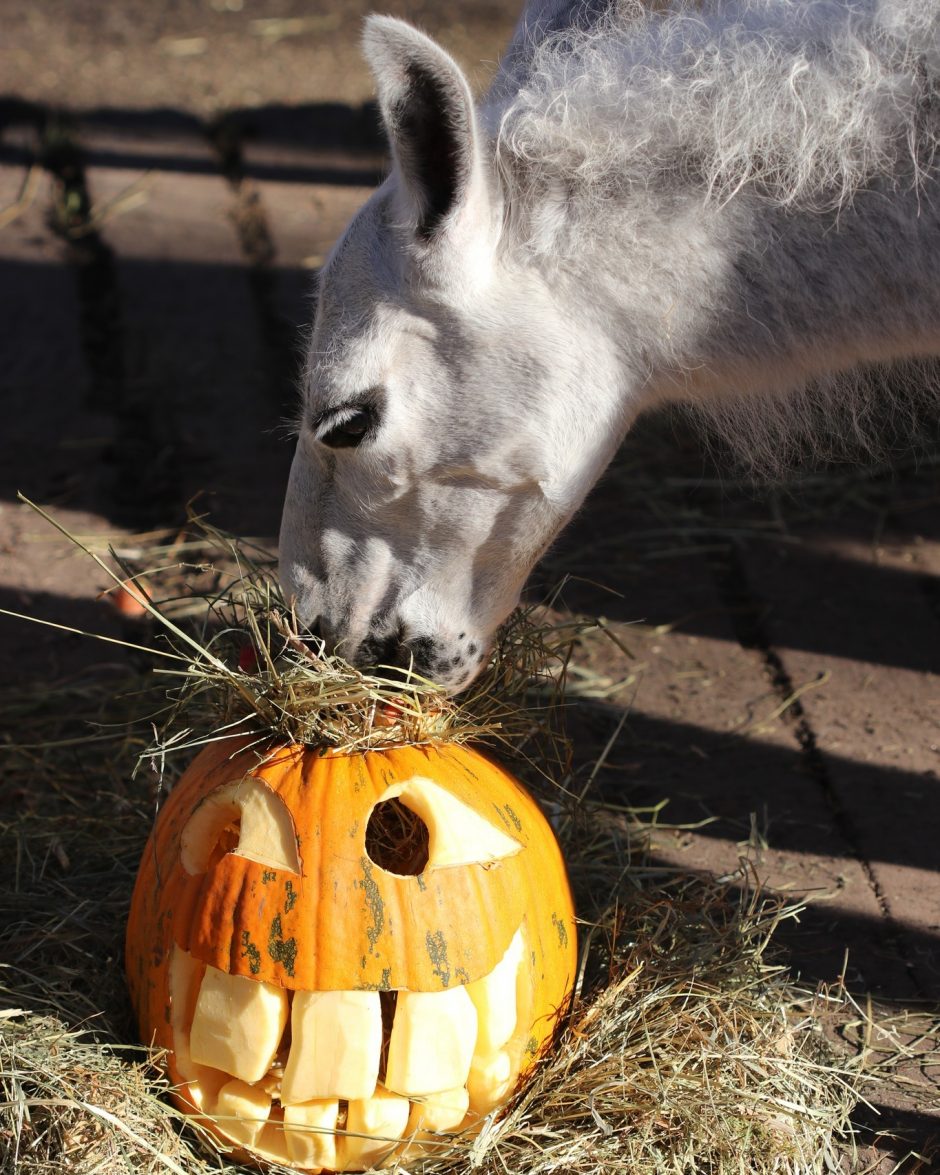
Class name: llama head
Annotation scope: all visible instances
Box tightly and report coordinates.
[279,17,623,691]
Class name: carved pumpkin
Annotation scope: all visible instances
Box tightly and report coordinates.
[126,737,576,1170]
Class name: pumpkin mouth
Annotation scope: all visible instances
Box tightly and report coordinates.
[168,926,532,1169]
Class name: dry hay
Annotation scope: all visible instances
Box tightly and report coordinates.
[4,501,578,769]
[1,506,930,1175]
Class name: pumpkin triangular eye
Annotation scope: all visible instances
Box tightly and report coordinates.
[180,776,301,875]
[369,776,521,872]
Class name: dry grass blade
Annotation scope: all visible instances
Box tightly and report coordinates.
[471,872,856,1175]
[4,499,584,773]
[0,1009,193,1175]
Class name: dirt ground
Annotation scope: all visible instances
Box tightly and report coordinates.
[1,2,938,1171]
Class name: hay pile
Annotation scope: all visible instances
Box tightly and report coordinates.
[0,509,912,1175]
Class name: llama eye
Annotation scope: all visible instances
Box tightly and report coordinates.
[314,405,376,449]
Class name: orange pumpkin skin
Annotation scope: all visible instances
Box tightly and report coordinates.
[126,737,577,1169]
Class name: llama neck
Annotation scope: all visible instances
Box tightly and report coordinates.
[485,0,940,423]
[518,174,940,423]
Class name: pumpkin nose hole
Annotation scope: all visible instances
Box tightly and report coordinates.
[365,798,430,875]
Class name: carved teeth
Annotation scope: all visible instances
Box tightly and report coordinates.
[168,948,231,1114]
[466,928,524,1054]
[282,1098,340,1168]
[406,1085,470,1134]
[467,1048,515,1116]
[338,1085,410,1170]
[179,927,528,1156]
[281,989,382,1104]
[214,1079,272,1148]
[385,986,478,1097]
[189,966,289,1084]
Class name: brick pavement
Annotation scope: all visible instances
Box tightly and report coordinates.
[0,4,938,1169]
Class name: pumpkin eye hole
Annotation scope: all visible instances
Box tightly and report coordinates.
[365,798,430,876]
[205,820,241,872]
[180,777,301,875]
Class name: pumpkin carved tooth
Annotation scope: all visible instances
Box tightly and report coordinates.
[282,1098,341,1168]
[405,1085,470,1134]
[466,927,524,1054]
[467,1048,515,1116]
[168,948,230,1113]
[281,989,382,1103]
[385,986,478,1097]
[338,1086,410,1169]
[189,966,288,1083]
[214,1079,272,1148]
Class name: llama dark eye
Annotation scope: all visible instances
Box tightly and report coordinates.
[314,405,376,449]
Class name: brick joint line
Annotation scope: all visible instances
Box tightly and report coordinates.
[706,539,928,999]
[208,115,303,418]
[38,110,182,528]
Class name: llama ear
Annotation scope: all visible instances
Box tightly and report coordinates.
[363,16,481,242]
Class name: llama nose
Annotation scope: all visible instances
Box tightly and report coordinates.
[357,633,437,679]
[357,632,411,675]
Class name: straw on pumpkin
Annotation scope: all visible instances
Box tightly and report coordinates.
[3,497,585,775]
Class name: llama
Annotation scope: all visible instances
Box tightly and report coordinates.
[279,0,940,691]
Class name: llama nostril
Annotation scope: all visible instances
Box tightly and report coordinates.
[358,634,439,680]
[358,633,409,675]
[405,636,436,678]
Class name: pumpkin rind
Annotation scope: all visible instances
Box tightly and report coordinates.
[125,736,576,1168]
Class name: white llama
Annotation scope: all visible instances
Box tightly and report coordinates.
[279,0,940,690]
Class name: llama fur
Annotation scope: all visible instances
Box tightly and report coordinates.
[278,1,940,685]
[490,0,940,470]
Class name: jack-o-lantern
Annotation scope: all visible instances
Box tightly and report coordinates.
[126,737,576,1170]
